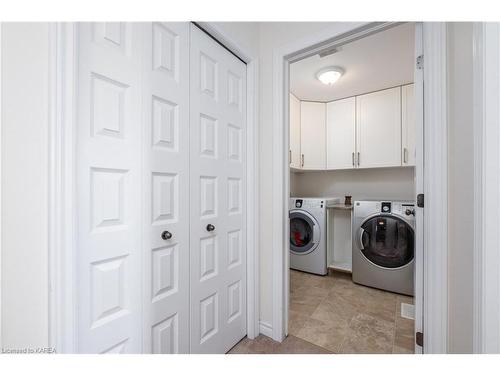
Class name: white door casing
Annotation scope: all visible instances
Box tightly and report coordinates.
[326,97,356,169]
[402,83,416,166]
[141,22,190,354]
[289,93,301,169]
[76,22,143,353]
[189,24,247,354]
[356,87,402,168]
[300,101,326,169]
[413,23,424,354]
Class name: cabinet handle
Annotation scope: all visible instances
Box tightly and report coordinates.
[404,148,408,164]
[301,154,304,167]
[352,152,355,167]
[357,152,360,166]
[206,224,215,232]
[289,150,292,164]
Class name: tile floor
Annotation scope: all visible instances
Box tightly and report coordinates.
[229,270,415,354]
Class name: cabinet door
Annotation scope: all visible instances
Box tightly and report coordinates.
[402,84,416,166]
[356,87,402,168]
[300,101,326,169]
[326,97,356,169]
[289,93,301,168]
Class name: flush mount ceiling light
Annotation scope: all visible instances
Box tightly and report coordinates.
[316,67,344,85]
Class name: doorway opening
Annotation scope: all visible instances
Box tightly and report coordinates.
[286,22,422,354]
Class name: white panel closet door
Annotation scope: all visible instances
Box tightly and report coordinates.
[76,22,144,353]
[141,22,190,354]
[189,24,247,354]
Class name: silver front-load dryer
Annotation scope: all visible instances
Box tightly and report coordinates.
[352,200,415,296]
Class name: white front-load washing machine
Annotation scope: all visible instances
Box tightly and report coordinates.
[289,197,339,275]
[352,200,415,295]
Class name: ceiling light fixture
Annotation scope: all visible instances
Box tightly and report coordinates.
[316,67,343,85]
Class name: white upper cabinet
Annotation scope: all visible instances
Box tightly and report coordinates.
[402,84,416,166]
[356,87,402,168]
[326,97,356,169]
[289,94,301,169]
[300,101,326,169]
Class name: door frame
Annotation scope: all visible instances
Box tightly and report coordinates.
[272,22,448,353]
[472,22,500,353]
[48,21,260,353]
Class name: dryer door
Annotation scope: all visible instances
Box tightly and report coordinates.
[358,215,414,269]
[289,210,320,255]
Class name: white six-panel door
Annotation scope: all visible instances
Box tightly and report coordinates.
[76,22,247,354]
[141,22,190,354]
[76,23,143,353]
[189,24,247,354]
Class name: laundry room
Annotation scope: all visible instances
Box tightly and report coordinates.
[288,22,418,353]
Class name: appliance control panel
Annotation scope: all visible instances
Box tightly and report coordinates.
[393,202,415,216]
[381,202,392,213]
[294,199,324,209]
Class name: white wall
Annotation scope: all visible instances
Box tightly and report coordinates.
[257,22,358,328]
[1,23,50,349]
[446,22,474,354]
[208,22,260,58]
[290,167,415,201]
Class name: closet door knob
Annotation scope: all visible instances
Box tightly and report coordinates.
[161,230,173,240]
[206,224,215,232]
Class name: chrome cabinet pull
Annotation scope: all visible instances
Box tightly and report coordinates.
[289,149,291,164]
[357,152,360,166]
[301,154,304,167]
[206,224,215,232]
[404,148,408,164]
[352,152,355,167]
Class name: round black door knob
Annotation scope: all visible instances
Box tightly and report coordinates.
[161,230,173,240]
[206,224,215,232]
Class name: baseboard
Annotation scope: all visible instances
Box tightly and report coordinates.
[259,321,273,338]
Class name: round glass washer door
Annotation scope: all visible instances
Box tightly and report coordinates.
[289,210,320,255]
[359,215,414,269]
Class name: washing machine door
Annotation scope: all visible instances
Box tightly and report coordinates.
[289,210,320,255]
[358,215,414,269]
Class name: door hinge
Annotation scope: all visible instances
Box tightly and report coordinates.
[416,55,424,70]
[416,331,424,347]
[417,193,424,208]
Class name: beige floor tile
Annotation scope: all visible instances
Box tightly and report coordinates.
[310,293,358,327]
[392,345,414,354]
[288,310,308,336]
[341,313,395,354]
[274,335,332,354]
[295,316,349,353]
[290,286,328,316]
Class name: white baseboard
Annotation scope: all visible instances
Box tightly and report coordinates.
[259,321,273,338]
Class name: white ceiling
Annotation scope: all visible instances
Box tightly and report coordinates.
[290,23,415,102]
